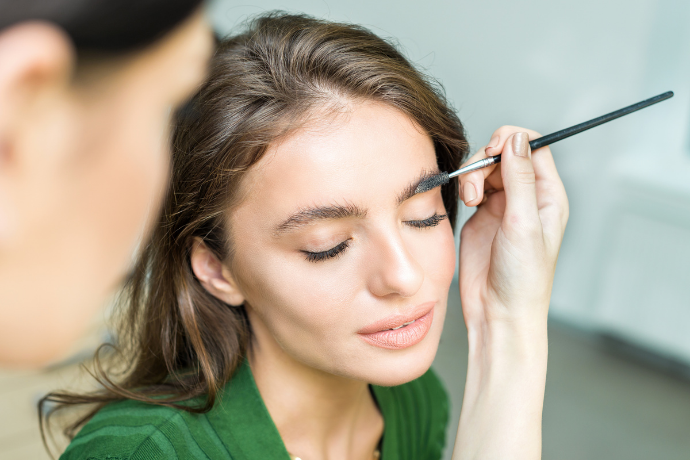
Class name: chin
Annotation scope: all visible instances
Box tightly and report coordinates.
[0,324,77,368]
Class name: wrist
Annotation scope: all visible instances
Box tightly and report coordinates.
[456,309,548,458]
[455,318,548,460]
[462,309,549,404]
[467,313,548,366]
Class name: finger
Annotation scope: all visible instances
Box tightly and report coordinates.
[458,146,498,207]
[487,125,547,160]
[490,127,564,230]
[500,132,540,232]
[531,146,569,239]
[483,163,503,192]
[462,126,542,207]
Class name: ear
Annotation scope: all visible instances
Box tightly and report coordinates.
[0,22,74,172]
[0,22,75,242]
[0,21,76,90]
[0,21,75,235]
[0,21,75,126]
[0,21,76,149]
[190,238,246,306]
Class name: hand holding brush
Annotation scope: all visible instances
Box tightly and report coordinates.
[450,92,672,458]
[416,91,674,196]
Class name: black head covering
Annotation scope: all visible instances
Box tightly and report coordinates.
[0,0,204,52]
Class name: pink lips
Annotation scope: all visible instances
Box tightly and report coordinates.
[357,302,435,350]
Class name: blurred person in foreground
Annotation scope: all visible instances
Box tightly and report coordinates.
[0,0,214,366]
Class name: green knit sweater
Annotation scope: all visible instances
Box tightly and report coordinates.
[60,361,449,459]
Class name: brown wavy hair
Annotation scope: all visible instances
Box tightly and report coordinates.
[40,11,469,449]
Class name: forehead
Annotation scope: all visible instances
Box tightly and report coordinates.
[234,101,437,223]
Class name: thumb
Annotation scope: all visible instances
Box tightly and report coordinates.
[500,132,539,232]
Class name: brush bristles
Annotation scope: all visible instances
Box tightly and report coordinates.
[415,172,450,194]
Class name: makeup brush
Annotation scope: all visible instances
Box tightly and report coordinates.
[415,91,674,194]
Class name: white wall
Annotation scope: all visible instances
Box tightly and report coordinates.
[208,0,690,357]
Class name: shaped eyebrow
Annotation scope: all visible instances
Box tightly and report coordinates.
[396,169,442,205]
[274,203,367,234]
[274,168,442,235]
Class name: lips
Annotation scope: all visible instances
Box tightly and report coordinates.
[357,302,435,350]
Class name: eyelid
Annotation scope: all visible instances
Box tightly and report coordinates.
[404,213,448,228]
[300,213,447,263]
[302,238,352,262]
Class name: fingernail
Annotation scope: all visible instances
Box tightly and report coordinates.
[488,135,500,149]
[485,135,500,153]
[512,132,529,157]
[463,182,477,203]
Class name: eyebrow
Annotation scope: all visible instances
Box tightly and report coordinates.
[396,168,442,205]
[275,203,367,234]
[274,168,442,235]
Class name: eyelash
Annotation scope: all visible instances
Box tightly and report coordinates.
[302,213,448,263]
[303,239,351,263]
[405,213,448,229]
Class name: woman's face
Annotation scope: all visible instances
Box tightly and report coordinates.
[230,101,456,386]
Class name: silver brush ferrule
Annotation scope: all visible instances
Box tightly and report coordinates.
[448,156,498,178]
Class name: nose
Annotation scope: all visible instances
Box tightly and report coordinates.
[366,232,424,299]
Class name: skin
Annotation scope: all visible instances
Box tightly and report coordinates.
[193,101,456,459]
[0,11,214,366]
[192,102,569,459]
[454,127,568,458]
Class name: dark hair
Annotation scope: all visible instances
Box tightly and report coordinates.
[0,0,203,53]
[40,12,469,449]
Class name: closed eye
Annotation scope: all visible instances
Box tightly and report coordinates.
[404,213,447,229]
[301,213,446,263]
[302,239,351,262]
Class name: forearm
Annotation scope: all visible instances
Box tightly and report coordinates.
[451,316,548,460]
[451,126,566,459]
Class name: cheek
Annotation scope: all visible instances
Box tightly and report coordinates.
[234,243,361,342]
[98,109,169,240]
[105,79,174,237]
[76,98,171,294]
[125,115,171,230]
[412,222,456,290]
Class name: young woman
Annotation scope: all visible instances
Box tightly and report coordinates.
[47,13,568,460]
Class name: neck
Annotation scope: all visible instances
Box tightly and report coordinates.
[248,316,383,460]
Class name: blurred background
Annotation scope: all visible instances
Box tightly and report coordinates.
[2,0,689,458]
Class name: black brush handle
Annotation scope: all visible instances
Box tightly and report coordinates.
[490,91,674,164]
